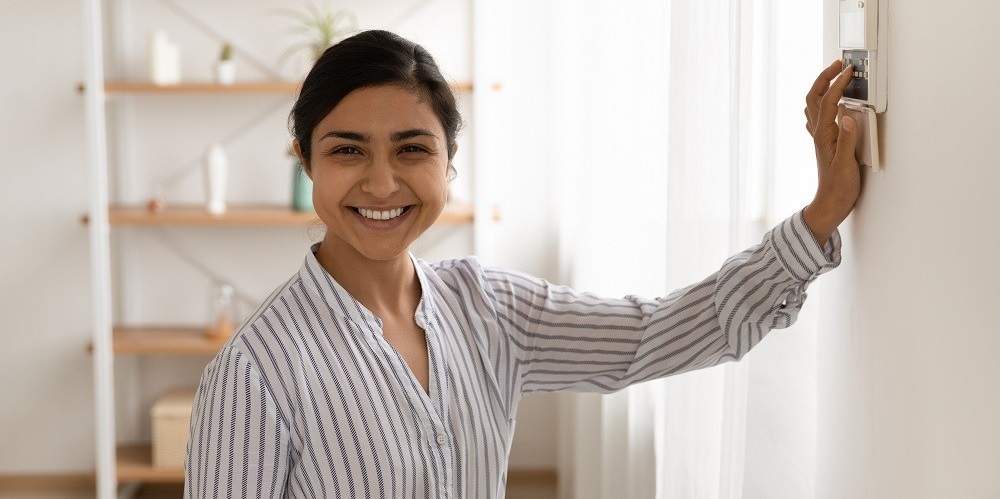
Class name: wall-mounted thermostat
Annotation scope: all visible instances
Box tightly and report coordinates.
[839,0,887,113]
[839,0,887,170]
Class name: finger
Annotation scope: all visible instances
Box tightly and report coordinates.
[837,104,848,125]
[832,115,859,170]
[817,65,854,130]
[806,60,844,109]
[804,106,816,135]
[828,64,855,95]
[807,60,844,99]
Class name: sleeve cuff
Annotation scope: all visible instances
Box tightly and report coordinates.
[766,209,842,282]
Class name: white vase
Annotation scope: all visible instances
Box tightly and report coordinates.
[215,60,236,85]
[203,144,228,214]
[149,30,181,86]
[164,42,181,84]
[149,30,169,85]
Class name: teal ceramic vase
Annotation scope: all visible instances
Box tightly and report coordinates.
[291,158,313,212]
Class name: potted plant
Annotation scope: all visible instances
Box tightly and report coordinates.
[214,42,236,85]
[276,2,357,74]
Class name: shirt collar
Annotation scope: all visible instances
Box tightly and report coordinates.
[411,255,437,330]
[299,243,437,334]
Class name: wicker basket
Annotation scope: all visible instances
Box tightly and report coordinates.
[151,387,197,468]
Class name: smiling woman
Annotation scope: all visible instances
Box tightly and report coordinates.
[302,85,450,271]
[183,29,859,499]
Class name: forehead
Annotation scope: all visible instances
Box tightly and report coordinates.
[313,85,444,140]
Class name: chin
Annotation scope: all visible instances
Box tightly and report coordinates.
[352,242,414,262]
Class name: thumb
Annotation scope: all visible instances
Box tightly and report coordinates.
[832,115,859,168]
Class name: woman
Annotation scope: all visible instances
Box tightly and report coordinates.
[185,30,859,499]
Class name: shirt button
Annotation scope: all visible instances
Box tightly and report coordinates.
[435,434,447,445]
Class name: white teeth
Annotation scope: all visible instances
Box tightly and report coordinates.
[358,207,405,220]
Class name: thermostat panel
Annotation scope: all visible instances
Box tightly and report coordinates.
[839,0,887,113]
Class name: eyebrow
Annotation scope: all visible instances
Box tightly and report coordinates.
[318,129,438,143]
[319,131,367,142]
[391,129,438,142]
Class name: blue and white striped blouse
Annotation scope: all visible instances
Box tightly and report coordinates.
[184,210,840,499]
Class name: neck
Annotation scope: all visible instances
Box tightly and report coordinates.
[314,236,421,320]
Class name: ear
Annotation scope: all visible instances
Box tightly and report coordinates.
[446,142,458,181]
[291,139,311,178]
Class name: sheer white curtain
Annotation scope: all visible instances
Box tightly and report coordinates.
[545,1,778,498]
[548,4,670,498]
[472,0,820,496]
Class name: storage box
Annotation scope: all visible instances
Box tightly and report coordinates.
[151,387,197,468]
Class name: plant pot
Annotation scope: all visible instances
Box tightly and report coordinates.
[214,60,236,85]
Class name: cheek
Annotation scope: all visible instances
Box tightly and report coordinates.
[434,166,451,197]
[417,172,447,193]
[412,170,448,205]
[309,169,351,199]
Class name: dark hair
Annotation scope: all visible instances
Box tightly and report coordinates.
[290,30,462,170]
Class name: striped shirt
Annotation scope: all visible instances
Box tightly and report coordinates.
[184,210,840,499]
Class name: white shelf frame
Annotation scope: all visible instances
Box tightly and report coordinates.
[81,0,117,497]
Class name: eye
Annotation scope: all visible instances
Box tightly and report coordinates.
[331,145,362,155]
[399,144,429,154]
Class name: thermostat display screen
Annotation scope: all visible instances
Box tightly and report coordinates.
[840,0,865,48]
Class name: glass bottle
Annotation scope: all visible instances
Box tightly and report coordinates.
[207,283,235,339]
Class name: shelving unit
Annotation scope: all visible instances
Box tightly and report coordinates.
[81,202,474,226]
[105,81,297,94]
[79,80,476,94]
[87,326,225,355]
[79,2,481,497]
[115,444,184,482]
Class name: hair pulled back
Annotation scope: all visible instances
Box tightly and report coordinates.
[290,30,462,169]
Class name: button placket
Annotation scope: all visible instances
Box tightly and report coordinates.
[412,262,454,496]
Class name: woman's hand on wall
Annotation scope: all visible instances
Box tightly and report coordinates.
[802,60,862,244]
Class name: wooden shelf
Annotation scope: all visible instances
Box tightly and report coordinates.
[77,80,477,94]
[112,446,553,487]
[438,202,475,224]
[84,204,317,226]
[107,81,298,94]
[117,444,183,483]
[80,203,474,226]
[87,326,228,355]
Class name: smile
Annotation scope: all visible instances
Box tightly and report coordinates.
[355,206,411,221]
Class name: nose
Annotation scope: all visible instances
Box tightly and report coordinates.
[360,157,399,199]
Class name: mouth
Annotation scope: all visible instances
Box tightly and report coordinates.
[352,205,414,221]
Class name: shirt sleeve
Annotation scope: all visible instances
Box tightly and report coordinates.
[483,210,840,395]
[185,344,291,498]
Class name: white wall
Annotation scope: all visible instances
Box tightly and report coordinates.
[0,0,558,474]
[817,0,999,497]
[0,0,94,472]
